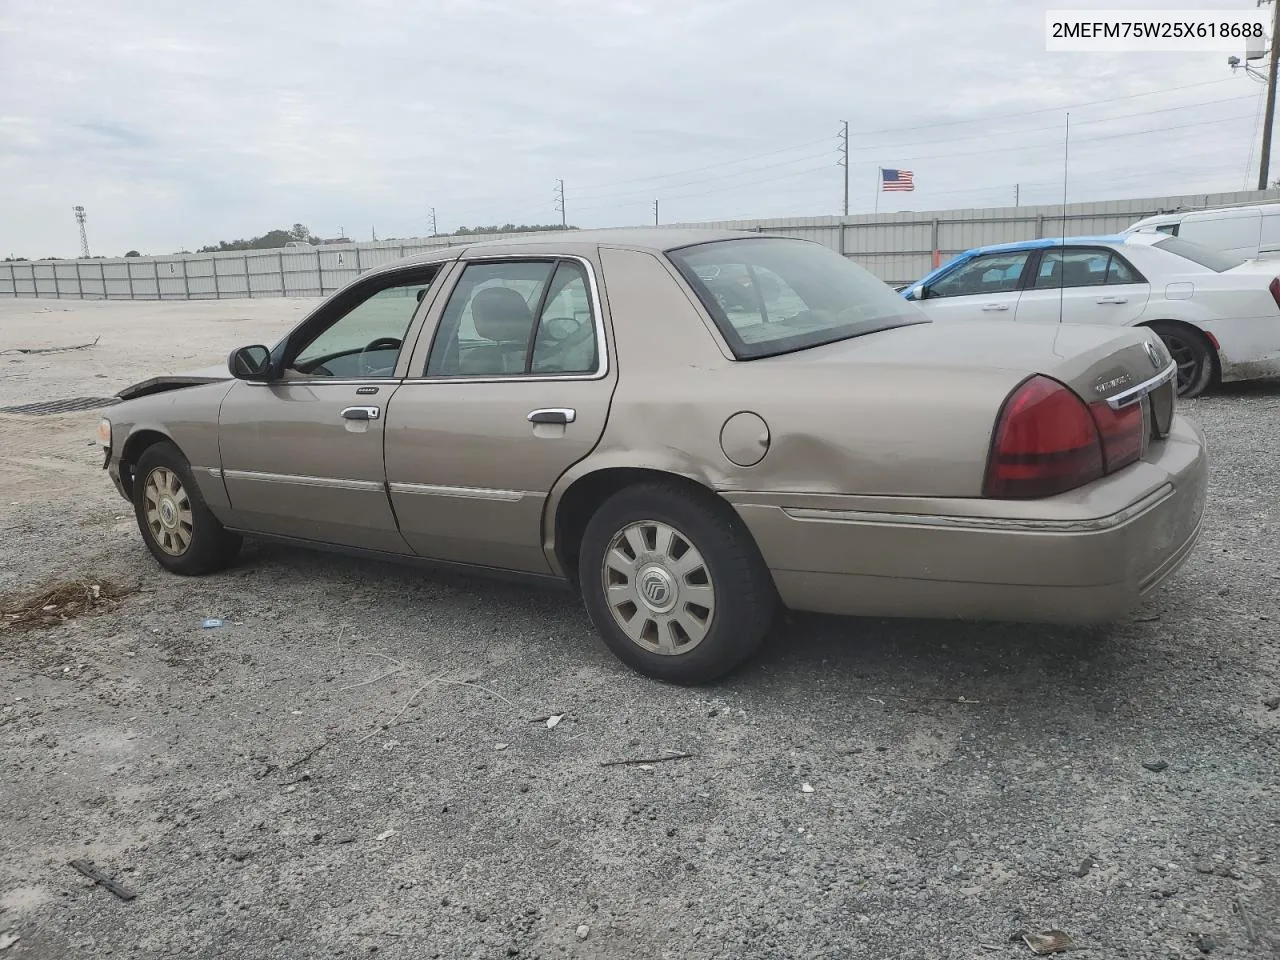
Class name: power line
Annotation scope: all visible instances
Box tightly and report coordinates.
[575,135,834,191]
[572,150,833,202]
[842,91,1255,154]
[858,110,1258,167]
[573,76,1238,195]
[573,92,1254,206]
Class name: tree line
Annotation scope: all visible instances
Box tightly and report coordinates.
[4,222,581,261]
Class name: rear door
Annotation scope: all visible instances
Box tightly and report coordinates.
[915,250,1032,322]
[383,254,616,574]
[1012,246,1150,326]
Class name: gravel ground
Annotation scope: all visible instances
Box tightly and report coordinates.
[0,299,1277,960]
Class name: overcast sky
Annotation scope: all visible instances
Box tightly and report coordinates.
[0,0,1270,257]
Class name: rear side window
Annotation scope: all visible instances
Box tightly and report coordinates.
[426,259,599,376]
[1033,249,1143,288]
[1152,236,1246,272]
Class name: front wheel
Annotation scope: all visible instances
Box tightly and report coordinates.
[133,441,242,576]
[578,482,776,684]
[1149,322,1214,398]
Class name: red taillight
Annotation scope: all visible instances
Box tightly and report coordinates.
[1269,276,1280,311]
[1089,399,1143,473]
[985,375,1148,498]
[985,376,1103,498]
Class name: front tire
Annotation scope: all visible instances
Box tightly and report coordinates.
[133,441,241,576]
[1149,321,1214,398]
[578,482,776,684]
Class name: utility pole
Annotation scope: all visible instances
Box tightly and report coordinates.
[653,199,659,226]
[73,205,90,258]
[837,121,849,216]
[1014,183,1020,207]
[554,179,566,227]
[371,225,377,241]
[429,207,438,236]
[1260,0,1280,189]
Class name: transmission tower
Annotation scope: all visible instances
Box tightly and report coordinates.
[73,206,90,258]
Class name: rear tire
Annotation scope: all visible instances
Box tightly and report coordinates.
[578,482,776,684]
[133,441,241,576]
[1149,321,1214,398]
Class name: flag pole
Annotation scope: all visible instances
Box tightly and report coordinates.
[874,167,880,214]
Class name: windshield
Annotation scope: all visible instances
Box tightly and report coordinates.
[667,238,925,359]
[1152,235,1245,272]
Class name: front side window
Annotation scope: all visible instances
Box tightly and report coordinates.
[925,251,1031,298]
[291,272,434,378]
[426,259,599,377]
[668,238,923,360]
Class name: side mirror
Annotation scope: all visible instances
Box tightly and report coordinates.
[229,344,272,381]
[416,288,427,303]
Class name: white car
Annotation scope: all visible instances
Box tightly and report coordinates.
[1126,201,1280,261]
[899,233,1280,396]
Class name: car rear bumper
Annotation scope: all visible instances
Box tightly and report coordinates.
[1201,314,1280,383]
[727,414,1208,624]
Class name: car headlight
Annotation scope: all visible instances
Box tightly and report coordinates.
[97,418,112,447]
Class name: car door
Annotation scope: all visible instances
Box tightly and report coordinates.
[217,265,442,552]
[1012,247,1150,326]
[914,250,1032,322]
[384,255,616,574]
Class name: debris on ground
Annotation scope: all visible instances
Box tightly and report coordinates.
[1194,933,1217,953]
[1,579,134,633]
[1264,696,1280,711]
[68,859,136,901]
[600,751,693,767]
[1142,759,1169,773]
[201,618,225,629]
[374,829,397,842]
[0,335,100,356]
[545,714,563,729]
[800,782,815,794]
[575,925,590,940]
[0,931,18,951]
[1022,930,1073,955]
[1073,856,1096,878]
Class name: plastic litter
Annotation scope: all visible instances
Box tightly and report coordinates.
[1022,930,1073,955]
[201,618,224,629]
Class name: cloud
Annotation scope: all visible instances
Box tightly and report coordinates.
[0,0,1263,257]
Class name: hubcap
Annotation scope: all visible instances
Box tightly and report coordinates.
[601,520,716,656]
[143,466,194,556]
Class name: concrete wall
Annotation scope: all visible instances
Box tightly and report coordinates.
[5,188,1279,299]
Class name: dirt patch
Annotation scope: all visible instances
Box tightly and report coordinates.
[0,577,135,633]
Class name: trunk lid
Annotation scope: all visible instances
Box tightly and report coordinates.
[777,319,1171,410]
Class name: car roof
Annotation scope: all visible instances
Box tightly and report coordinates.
[378,227,779,270]
[905,234,1134,290]
[958,235,1130,256]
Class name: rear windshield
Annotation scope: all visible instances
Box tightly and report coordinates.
[667,238,925,359]
[1152,236,1245,272]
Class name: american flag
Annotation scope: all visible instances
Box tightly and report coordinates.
[881,168,914,192]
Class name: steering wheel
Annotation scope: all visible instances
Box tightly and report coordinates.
[358,337,402,377]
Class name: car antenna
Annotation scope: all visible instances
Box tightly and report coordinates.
[1059,111,1069,325]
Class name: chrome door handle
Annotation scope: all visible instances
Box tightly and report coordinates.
[528,407,576,425]
[1096,296,1128,304]
[981,303,1010,311]
[341,406,380,421]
